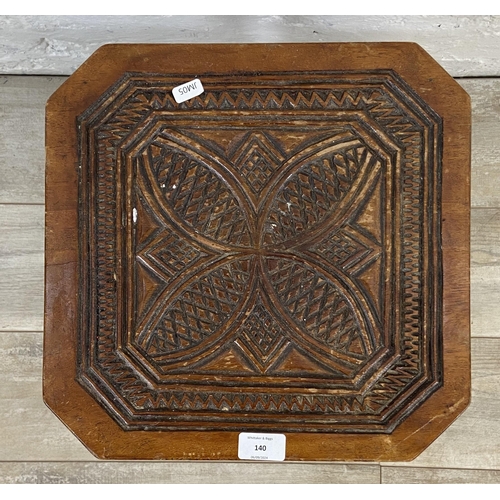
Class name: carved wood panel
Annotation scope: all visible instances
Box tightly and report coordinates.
[77,71,442,433]
[44,43,470,460]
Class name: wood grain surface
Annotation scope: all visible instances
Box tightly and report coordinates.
[0,461,380,484]
[0,332,94,461]
[0,76,64,204]
[460,79,500,208]
[382,466,500,484]
[0,205,44,331]
[0,20,499,481]
[1,16,500,77]
[471,209,500,339]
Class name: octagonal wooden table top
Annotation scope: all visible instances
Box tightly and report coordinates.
[44,43,470,461]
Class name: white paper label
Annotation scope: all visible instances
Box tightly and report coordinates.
[238,432,286,461]
[172,78,204,103]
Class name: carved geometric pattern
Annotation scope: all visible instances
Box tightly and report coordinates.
[231,132,285,195]
[314,229,375,271]
[77,71,442,433]
[265,257,368,359]
[142,231,205,279]
[235,296,289,372]
[265,145,375,245]
[145,259,251,355]
[152,145,251,246]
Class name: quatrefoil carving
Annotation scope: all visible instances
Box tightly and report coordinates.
[133,129,384,375]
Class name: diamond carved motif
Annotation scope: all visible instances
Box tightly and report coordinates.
[232,132,284,195]
[235,296,289,372]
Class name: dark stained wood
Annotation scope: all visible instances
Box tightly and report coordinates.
[44,43,471,461]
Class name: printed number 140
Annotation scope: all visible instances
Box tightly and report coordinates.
[255,445,267,451]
